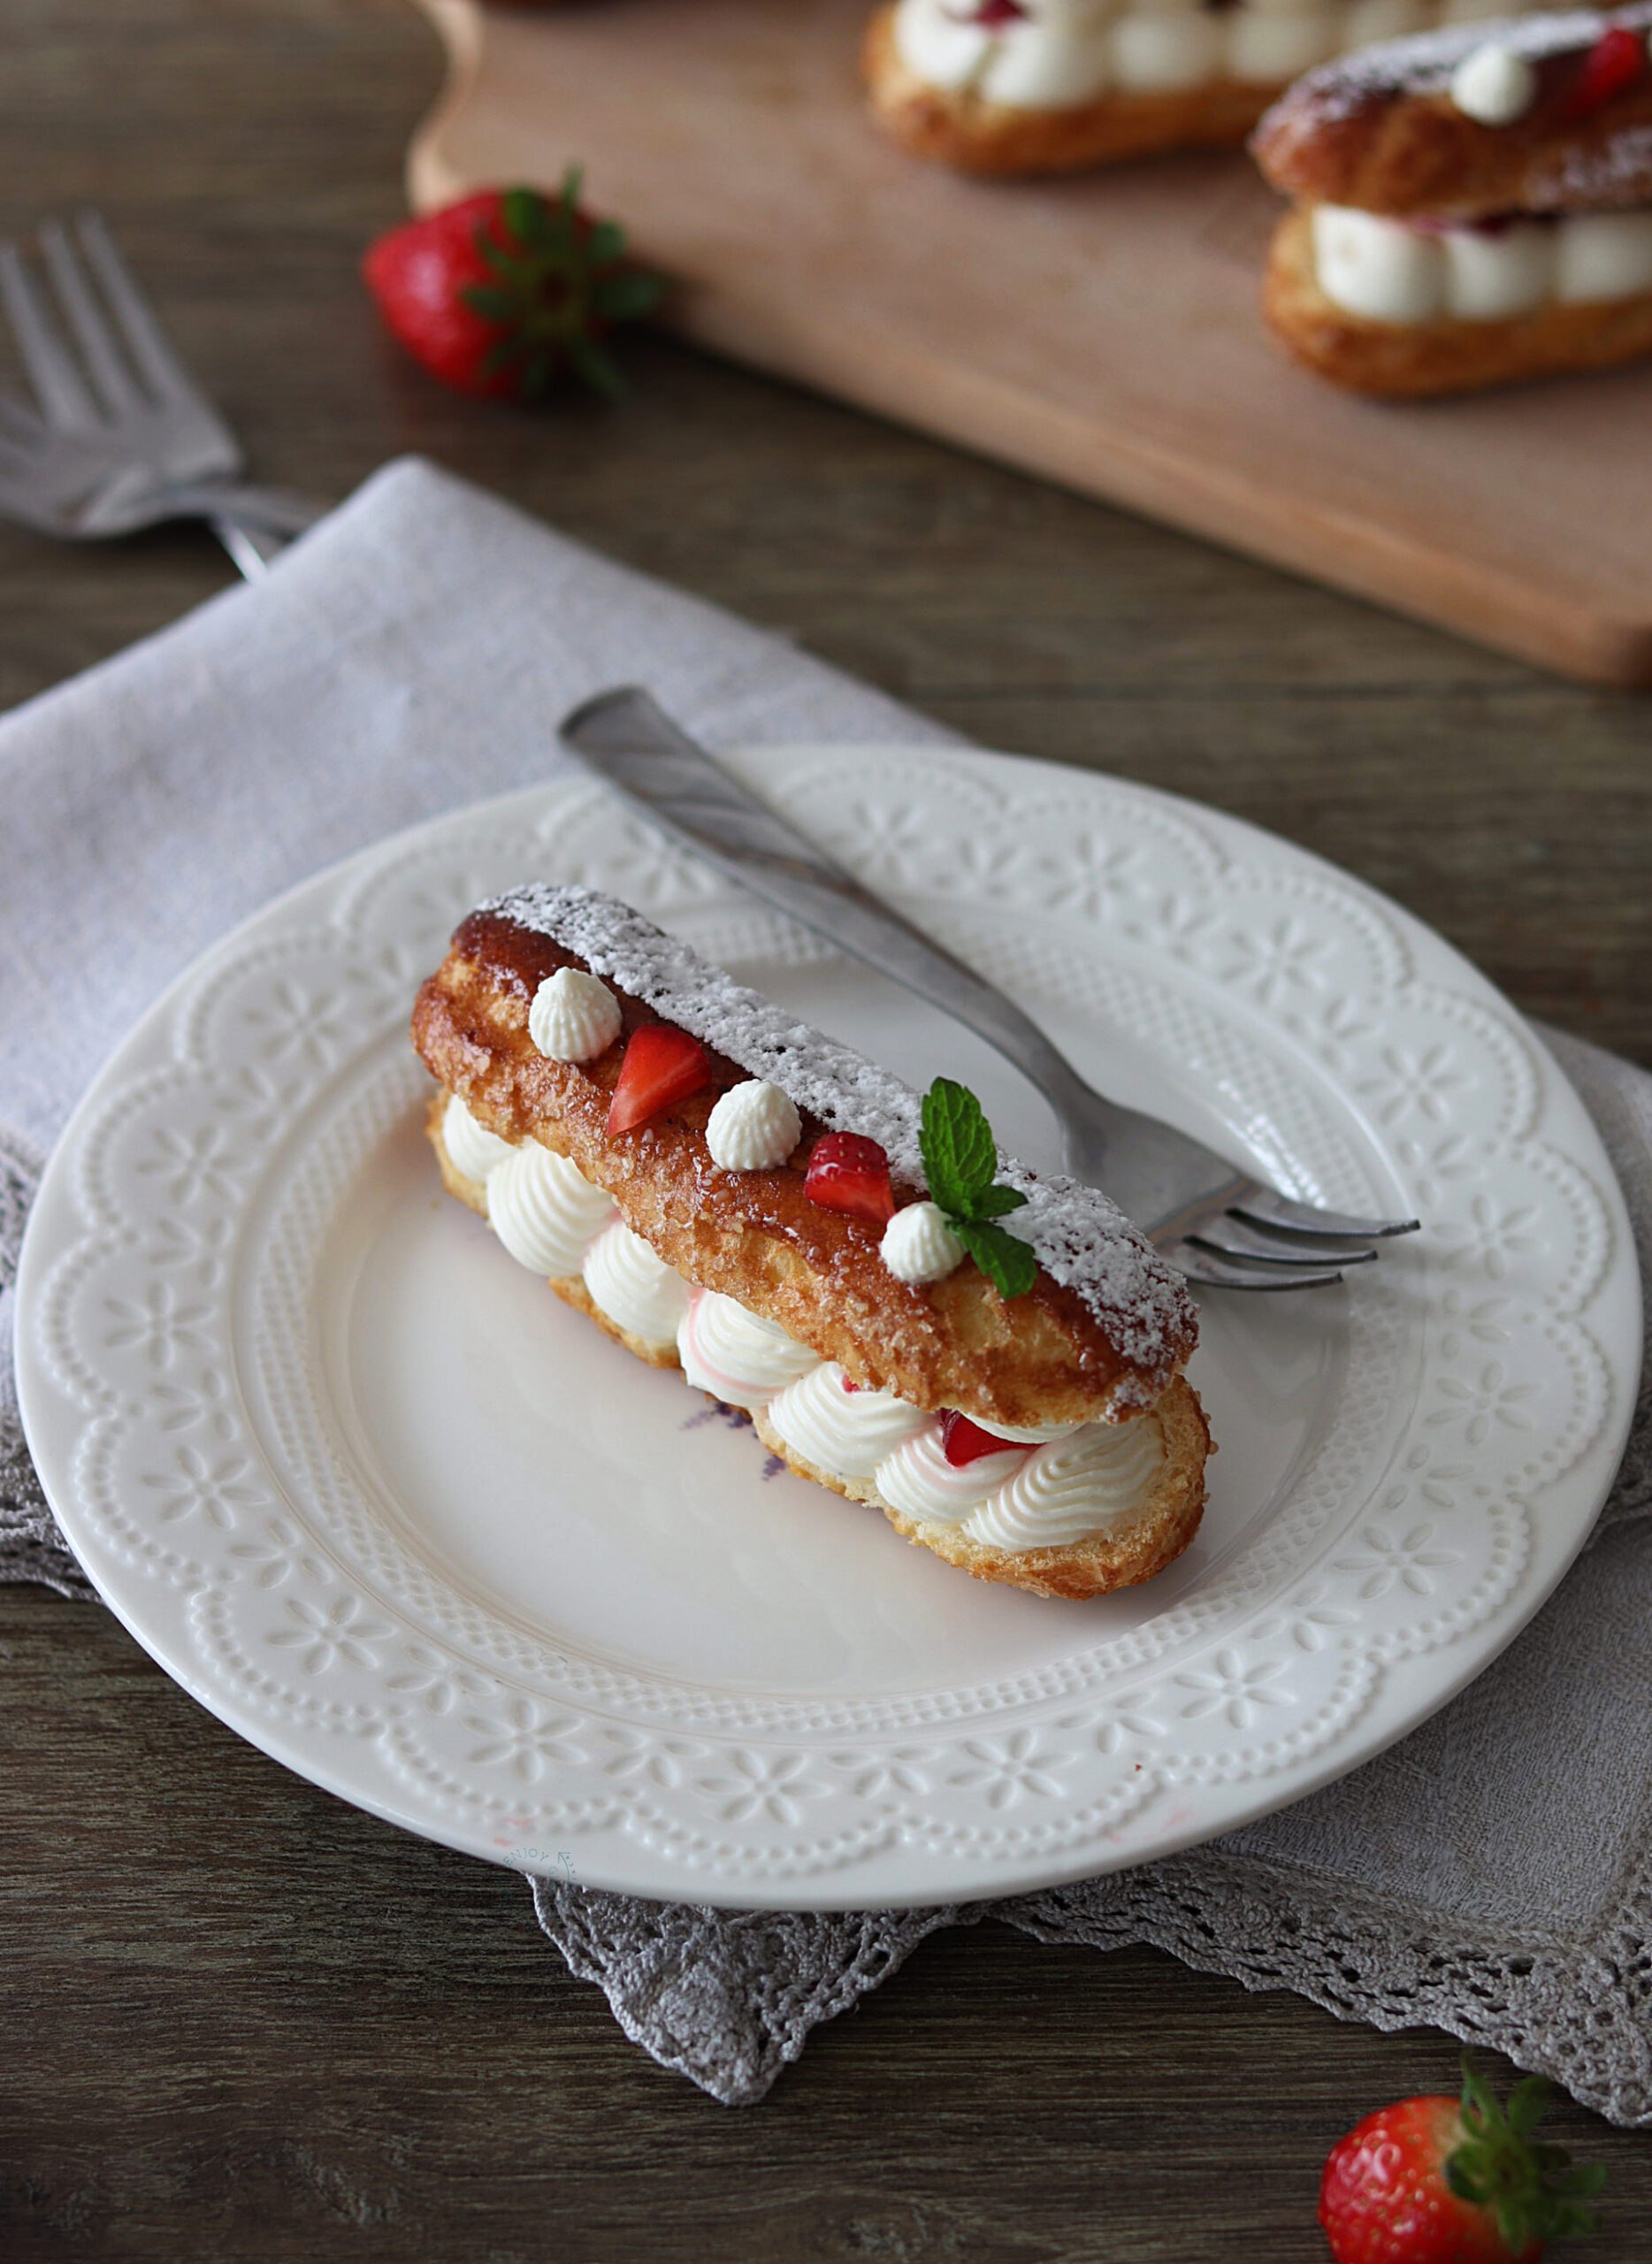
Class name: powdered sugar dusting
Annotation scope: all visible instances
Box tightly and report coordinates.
[1262,3,1652,131]
[1534,118,1652,202]
[478,883,1196,1387]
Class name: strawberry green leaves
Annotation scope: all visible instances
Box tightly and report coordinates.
[461,172,665,402]
[1445,2061,1607,2253]
[919,1079,1036,1301]
[363,170,666,405]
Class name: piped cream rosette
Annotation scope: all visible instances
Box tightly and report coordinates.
[434,1090,1197,1581]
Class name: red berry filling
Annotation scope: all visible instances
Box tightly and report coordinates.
[805,1132,896,1227]
[840,1373,863,1393]
[962,0,1031,23]
[1411,209,1540,237]
[940,1411,1032,1468]
[606,1022,712,1136]
[1565,25,1646,119]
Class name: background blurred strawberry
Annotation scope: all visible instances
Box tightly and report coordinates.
[363,172,665,401]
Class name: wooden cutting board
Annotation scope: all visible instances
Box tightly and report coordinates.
[409,0,1652,685]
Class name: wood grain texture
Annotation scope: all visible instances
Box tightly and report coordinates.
[1,3,1650,2257]
[8,1577,1652,2261]
[407,0,1652,687]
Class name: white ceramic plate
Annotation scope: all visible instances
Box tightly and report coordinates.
[16,747,1640,1909]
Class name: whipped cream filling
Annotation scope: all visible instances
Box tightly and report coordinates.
[485,1138,617,1279]
[445,1095,1165,1554]
[891,0,1556,103]
[678,1288,819,1408]
[766,1361,934,1479]
[876,1427,1040,1524]
[582,1220,691,1352]
[1312,203,1652,324]
[969,1418,1167,1549]
[971,1412,1085,1443]
[444,1093,516,1184]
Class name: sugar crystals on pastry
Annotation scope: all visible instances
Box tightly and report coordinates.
[1252,4,1652,394]
[412,883,1211,1602]
[863,0,1576,176]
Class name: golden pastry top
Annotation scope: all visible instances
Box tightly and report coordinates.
[410,884,1198,1426]
[1254,4,1652,218]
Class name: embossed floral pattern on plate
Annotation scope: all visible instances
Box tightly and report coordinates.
[13,750,1641,1908]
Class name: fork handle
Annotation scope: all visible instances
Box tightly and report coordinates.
[195,483,325,579]
[167,480,325,536]
[210,515,289,580]
[559,688,1098,1126]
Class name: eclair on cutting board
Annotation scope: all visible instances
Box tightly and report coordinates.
[1253,4,1652,393]
[864,0,1574,175]
[411,884,1210,1602]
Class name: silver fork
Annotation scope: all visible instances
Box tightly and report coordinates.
[561,689,1421,1291]
[0,211,322,577]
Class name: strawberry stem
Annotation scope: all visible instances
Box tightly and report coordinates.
[457,169,666,402]
[1444,2057,1607,2250]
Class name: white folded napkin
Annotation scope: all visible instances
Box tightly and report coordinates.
[4,457,1648,2111]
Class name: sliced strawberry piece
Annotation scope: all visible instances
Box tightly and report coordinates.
[606,1023,711,1136]
[1564,25,1646,119]
[940,1411,1032,1468]
[804,1132,896,1226]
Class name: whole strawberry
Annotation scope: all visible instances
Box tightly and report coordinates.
[362,172,664,402]
[1319,2061,1605,2263]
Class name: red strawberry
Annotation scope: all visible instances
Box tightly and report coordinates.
[940,1411,1030,1468]
[362,172,665,402]
[1563,26,1646,119]
[606,1024,711,1136]
[1319,2062,1605,2264]
[804,1133,896,1227]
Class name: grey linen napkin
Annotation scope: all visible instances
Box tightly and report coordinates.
[4,458,1648,2115]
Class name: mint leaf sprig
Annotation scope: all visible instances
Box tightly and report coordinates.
[919,1078,1037,1301]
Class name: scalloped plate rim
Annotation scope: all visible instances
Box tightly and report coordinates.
[13,745,1641,1909]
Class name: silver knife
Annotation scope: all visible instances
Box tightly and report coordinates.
[557,685,1093,1121]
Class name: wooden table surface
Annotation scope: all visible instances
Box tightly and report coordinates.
[4,5,1649,2260]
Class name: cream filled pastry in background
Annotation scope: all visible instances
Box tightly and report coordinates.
[1252,3,1652,393]
[413,883,1211,1602]
[862,0,1583,173]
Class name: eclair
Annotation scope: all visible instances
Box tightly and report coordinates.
[1252,4,1652,392]
[863,0,1573,175]
[411,883,1210,1602]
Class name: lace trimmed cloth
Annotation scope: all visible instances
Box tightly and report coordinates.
[3,459,1649,2113]
[0,1127,89,1598]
